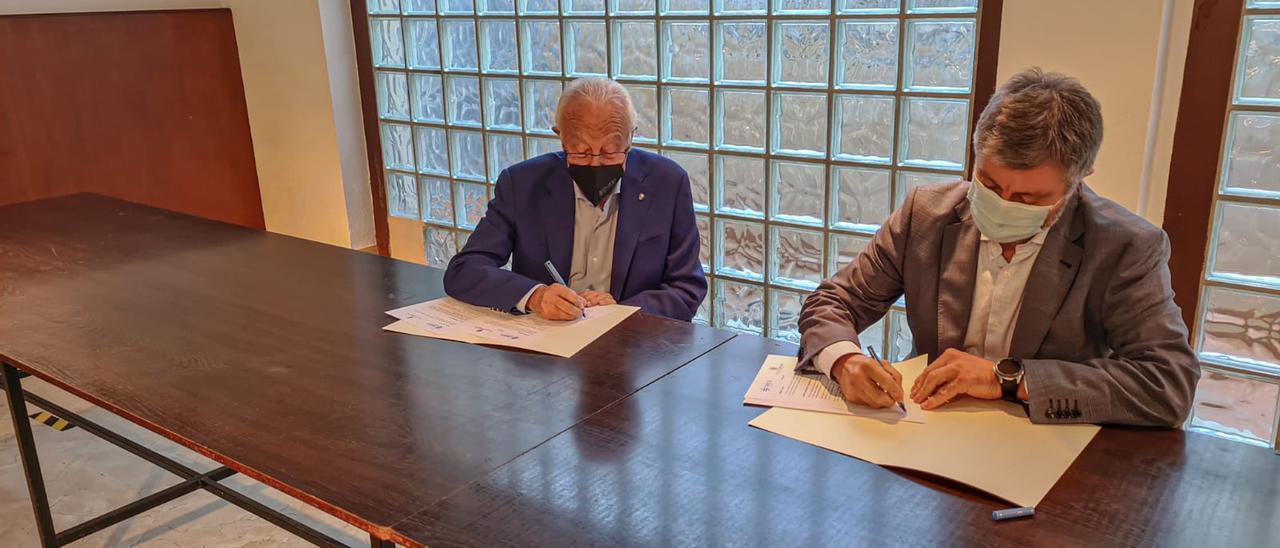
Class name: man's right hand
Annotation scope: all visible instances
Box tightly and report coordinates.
[528,284,584,321]
[831,354,904,408]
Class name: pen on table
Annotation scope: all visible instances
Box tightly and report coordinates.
[542,260,586,318]
[866,346,907,414]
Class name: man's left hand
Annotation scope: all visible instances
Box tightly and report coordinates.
[581,290,616,307]
[910,348,1001,409]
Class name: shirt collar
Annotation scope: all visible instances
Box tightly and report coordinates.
[978,226,1050,246]
[570,177,624,203]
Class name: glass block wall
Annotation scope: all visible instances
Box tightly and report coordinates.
[1189,0,1280,448]
[367,0,983,359]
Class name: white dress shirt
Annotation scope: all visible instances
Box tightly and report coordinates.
[813,227,1050,377]
[515,180,622,311]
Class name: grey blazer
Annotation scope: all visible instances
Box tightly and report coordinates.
[797,182,1199,427]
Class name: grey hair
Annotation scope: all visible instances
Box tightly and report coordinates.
[972,68,1103,185]
[554,78,637,138]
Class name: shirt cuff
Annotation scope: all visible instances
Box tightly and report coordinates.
[815,340,864,378]
[514,284,545,314]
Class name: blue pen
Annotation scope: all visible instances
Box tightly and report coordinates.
[543,260,585,318]
[866,346,907,414]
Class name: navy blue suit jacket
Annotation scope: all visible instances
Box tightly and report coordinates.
[443,149,707,321]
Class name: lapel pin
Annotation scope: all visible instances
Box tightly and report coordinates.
[638,192,646,201]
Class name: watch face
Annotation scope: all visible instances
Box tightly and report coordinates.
[997,359,1022,376]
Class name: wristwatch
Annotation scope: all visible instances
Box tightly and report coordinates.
[994,358,1024,402]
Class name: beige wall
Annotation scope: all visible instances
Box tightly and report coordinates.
[997,0,1192,223]
[3,0,375,250]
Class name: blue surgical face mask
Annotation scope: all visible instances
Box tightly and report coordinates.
[966,180,1053,243]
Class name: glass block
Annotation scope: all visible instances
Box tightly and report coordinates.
[888,309,914,362]
[772,92,828,158]
[414,126,449,175]
[410,74,445,123]
[829,232,870,273]
[483,78,522,131]
[837,0,898,14]
[449,130,487,181]
[521,20,562,76]
[831,167,891,231]
[387,171,419,219]
[770,160,825,226]
[1250,0,1280,6]
[424,227,458,269]
[905,19,976,93]
[403,0,436,13]
[715,90,766,152]
[1199,286,1280,372]
[404,19,440,70]
[566,0,606,13]
[906,0,976,13]
[1189,371,1278,446]
[715,21,768,85]
[769,289,807,343]
[625,85,659,144]
[440,0,475,14]
[716,279,764,335]
[715,0,767,14]
[487,134,524,182]
[899,97,968,171]
[663,87,710,148]
[663,21,711,83]
[613,21,658,80]
[1221,111,1280,199]
[480,20,518,74]
[526,136,561,158]
[664,151,710,212]
[371,18,405,68]
[478,0,515,14]
[523,80,562,134]
[612,0,657,15]
[442,20,478,72]
[771,226,825,290]
[715,218,765,280]
[860,316,887,350]
[775,0,830,14]
[376,71,410,121]
[895,170,954,208]
[454,182,489,229]
[368,0,400,14]
[446,76,482,127]
[696,214,712,271]
[662,0,710,14]
[836,20,899,90]
[773,21,830,88]
[694,297,711,325]
[1209,202,1280,289]
[566,20,608,77]
[832,94,894,164]
[715,155,766,218]
[381,123,415,171]
[420,176,454,226]
[519,0,558,13]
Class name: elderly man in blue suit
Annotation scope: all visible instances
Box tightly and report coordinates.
[444,78,707,321]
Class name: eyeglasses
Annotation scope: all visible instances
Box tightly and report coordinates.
[564,147,631,164]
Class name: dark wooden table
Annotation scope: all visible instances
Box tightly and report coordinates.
[0,194,735,547]
[398,335,1280,548]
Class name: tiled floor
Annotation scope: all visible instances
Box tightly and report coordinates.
[1,378,369,547]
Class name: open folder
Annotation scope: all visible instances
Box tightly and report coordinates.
[749,355,1100,508]
[384,297,638,358]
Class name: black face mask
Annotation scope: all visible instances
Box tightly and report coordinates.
[567,164,624,206]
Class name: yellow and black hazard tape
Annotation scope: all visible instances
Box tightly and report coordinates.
[28,411,75,432]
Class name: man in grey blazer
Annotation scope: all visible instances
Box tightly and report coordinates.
[798,68,1199,427]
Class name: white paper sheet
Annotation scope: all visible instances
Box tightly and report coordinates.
[749,356,1100,508]
[384,297,639,358]
[743,354,926,423]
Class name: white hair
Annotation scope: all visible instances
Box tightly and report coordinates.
[554,78,637,137]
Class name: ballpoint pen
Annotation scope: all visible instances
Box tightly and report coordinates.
[543,260,586,318]
[866,345,907,414]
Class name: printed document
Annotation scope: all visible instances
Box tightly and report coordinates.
[744,354,927,423]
